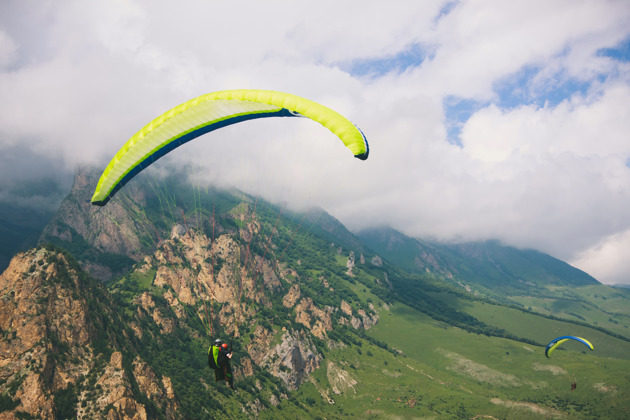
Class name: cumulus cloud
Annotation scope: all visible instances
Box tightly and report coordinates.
[0,144,73,211]
[571,228,630,285]
[1,0,630,284]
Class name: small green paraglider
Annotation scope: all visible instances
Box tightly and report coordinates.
[544,335,594,358]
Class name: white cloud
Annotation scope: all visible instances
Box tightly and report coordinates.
[0,29,17,68]
[571,228,630,285]
[461,82,630,165]
[1,0,630,283]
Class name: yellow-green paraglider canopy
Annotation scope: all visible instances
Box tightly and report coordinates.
[91,89,369,206]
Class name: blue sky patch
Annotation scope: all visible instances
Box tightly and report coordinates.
[597,37,630,62]
[343,43,427,77]
[494,65,595,109]
[444,64,601,145]
[434,0,459,24]
[443,96,487,146]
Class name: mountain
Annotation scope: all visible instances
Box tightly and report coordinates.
[357,227,630,338]
[2,167,388,418]
[358,226,598,295]
[1,168,629,418]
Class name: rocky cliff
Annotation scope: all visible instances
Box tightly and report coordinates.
[127,211,379,393]
[1,215,380,417]
[39,167,152,281]
[0,247,180,419]
[17,169,384,417]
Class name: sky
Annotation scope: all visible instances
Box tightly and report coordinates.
[1,0,630,285]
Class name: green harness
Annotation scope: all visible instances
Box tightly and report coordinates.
[208,345,220,369]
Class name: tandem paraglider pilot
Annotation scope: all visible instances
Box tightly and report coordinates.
[208,339,234,389]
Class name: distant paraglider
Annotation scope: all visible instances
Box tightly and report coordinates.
[545,336,594,358]
[91,89,369,206]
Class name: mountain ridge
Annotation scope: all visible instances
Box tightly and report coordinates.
[358,226,599,295]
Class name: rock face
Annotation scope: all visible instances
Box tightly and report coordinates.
[371,255,383,267]
[0,248,94,419]
[132,212,378,394]
[39,167,149,281]
[346,251,355,276]
[0,248,180,419]
[0,223,381,417]
[263,330,323,391]
[140,224,329,391]
[326,361,357,395]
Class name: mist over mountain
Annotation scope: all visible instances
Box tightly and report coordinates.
[358,226,599,298]
[0,179,71,274]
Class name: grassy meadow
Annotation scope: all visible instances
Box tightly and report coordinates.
[304,300,630,419]
[508,284,630,340]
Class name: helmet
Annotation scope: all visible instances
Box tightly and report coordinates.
[221,343,228,350]
[214,338,222,345]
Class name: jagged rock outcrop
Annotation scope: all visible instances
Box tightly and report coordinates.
[346,251,355,276]
[134,292,175,334]
[338,300,378,330]
[282,284,301,308]
[92,352,147,420]
[263,330,322,391]
[138,217,378,393]
[326,361,357,395]
[0,248,180,419]
[132,357,180,418]
[371,255,383,267]
[143,226,326,390]
[294,297,333,339]
[0,248,96,419]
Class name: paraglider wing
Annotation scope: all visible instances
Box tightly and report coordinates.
[91,89,369,206]
[545,336,594,358]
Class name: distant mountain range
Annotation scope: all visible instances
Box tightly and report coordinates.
[358,227,598,298]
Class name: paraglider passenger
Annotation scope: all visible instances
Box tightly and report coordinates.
[208,339,234,389]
